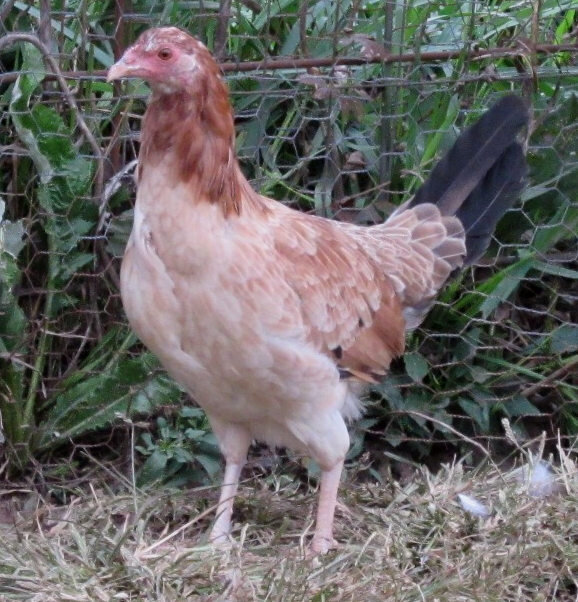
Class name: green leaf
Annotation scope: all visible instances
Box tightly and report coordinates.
[376,378,406,410]
[138,450,169,485]
[9,46,52,182]
[184,429,208,440]
[195,454,222,480]
[181,406,205,420]
[532,260,578,280]
[173,448,195,464]
[0,200,26,259]
[458,397,490,432]
[479,255,534,319]
[132,373,182,415]
[0,201,28,354]
[504,395,542,418]
[550,325,578,354]
[530,197,578,255]
[404,352,429,383]
[56,253,94,281]
[40,358,180,448]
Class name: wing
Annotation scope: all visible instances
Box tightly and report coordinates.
[266,208,406,382]
[218,198,467,384]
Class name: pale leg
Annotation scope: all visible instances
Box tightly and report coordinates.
[310,460,344,554]
[208,417,252,545]
[288,400,350,554]
[210,460,246,544]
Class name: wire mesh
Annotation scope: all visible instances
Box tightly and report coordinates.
[0,1,577,475]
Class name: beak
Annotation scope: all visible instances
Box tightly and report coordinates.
[107,57,132,82]
[107,45,143,82]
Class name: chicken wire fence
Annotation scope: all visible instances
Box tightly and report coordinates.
[0,1,577,476]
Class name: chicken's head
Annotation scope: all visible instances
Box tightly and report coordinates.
[108,27,218,94]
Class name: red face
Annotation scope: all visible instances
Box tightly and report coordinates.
[107,27,210,93]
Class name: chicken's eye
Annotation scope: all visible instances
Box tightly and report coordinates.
[157,48,173,60]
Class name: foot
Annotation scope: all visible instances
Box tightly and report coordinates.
[309,534,337,555]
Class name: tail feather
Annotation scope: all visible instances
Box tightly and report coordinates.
[456,142,527,263]
[409,95,529,263]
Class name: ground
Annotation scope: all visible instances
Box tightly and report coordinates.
[0,452,576,601]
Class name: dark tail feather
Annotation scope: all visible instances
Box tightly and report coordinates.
[410,95,529,264]
[457,142,526,263]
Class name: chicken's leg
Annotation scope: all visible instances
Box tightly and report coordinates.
[310,460,344,554]
[210,459,245,544]
[208,418,252,545]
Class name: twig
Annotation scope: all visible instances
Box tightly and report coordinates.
[114,0,131,59]
[521,356,578,398]
[0,32,104,202]
[0,42,576,86]
[214,0,232,61]
[38,0,51,49]
[218,42,577,72]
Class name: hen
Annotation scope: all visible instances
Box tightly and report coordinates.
[108,27,529,554]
